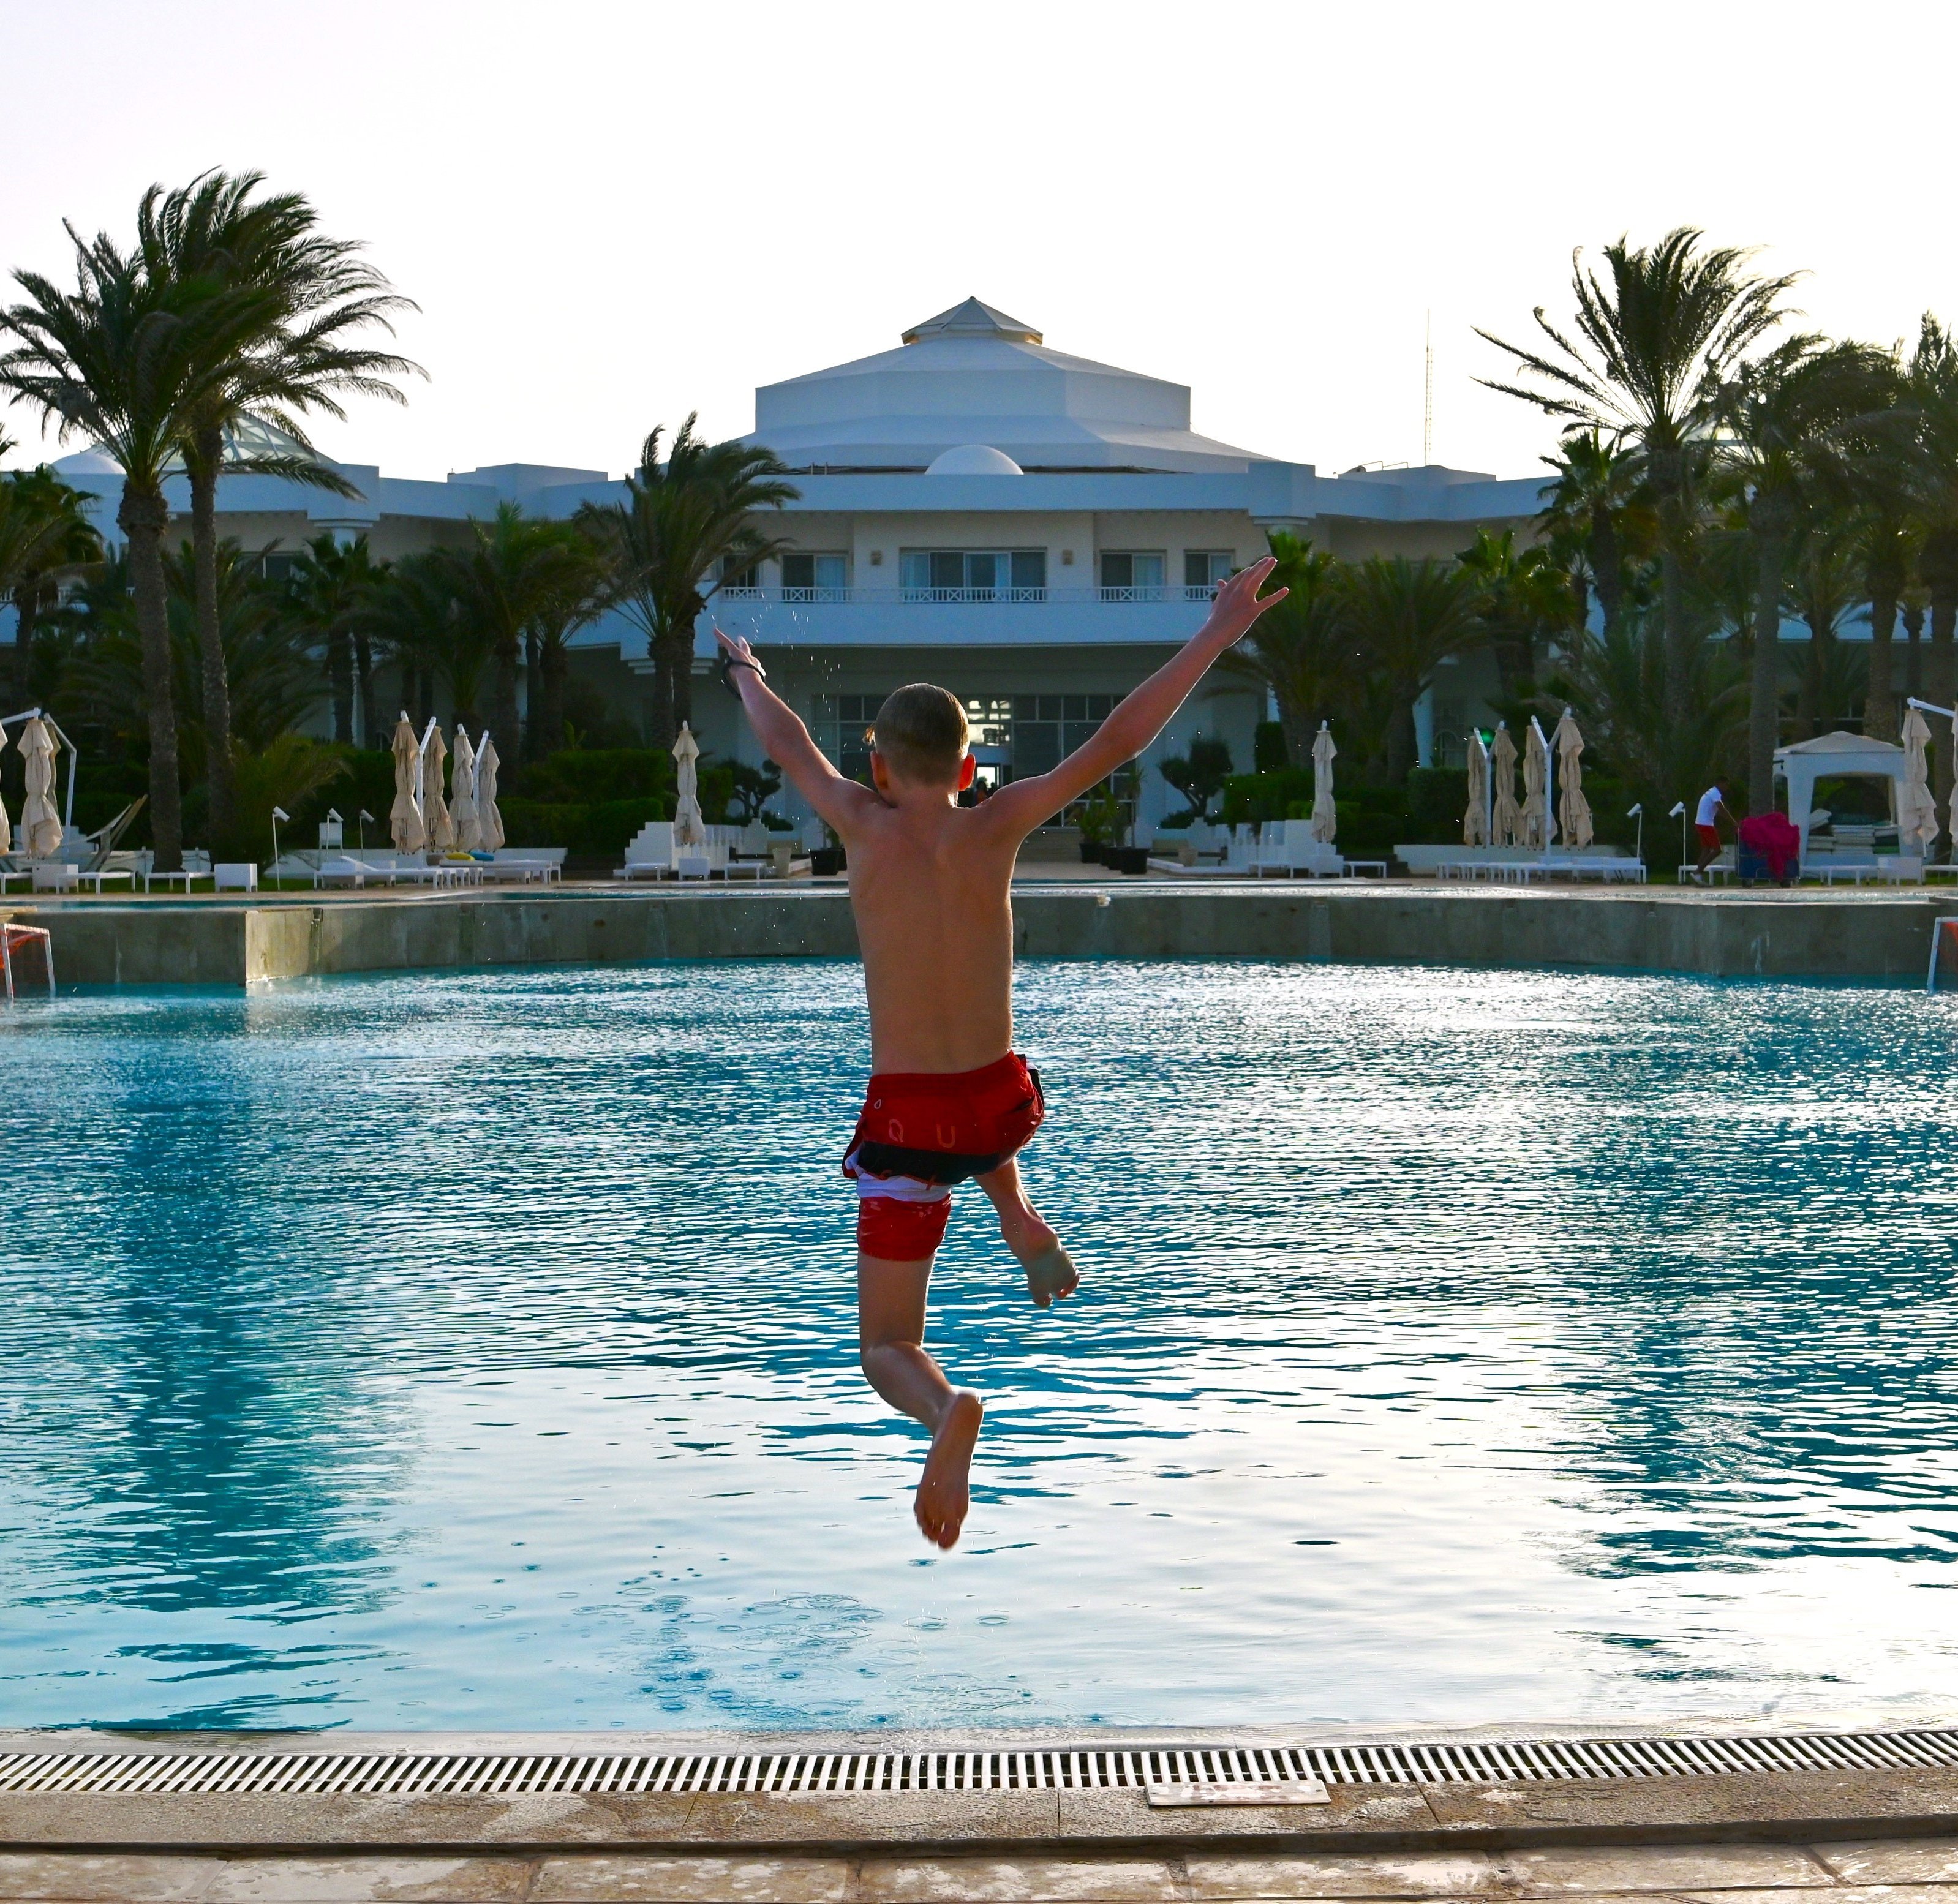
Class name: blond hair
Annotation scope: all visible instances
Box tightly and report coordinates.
[870,683,969,785]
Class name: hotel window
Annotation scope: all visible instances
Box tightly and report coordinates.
[1009,693,1120,777]
[1183,551,1234,596]
[781,552,847,601]
[1099,552,1165,600]
[813,692,889,783]
[964,696,1014,751]
[899,549,1046,600]
[718,555,761,593]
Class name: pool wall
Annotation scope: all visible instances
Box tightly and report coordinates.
[8,885,1951,987]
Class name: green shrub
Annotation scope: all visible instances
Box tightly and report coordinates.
[1221,769,1312,826]
[519,748,676,805]
[498,796,674,855]
[1252,720,1289,773]
[1404,767,1470,843]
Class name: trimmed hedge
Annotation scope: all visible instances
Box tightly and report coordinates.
[498,795,676,856]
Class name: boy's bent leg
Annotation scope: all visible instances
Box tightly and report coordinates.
[857,1252,983,1549]
[976,1156,1078,1308]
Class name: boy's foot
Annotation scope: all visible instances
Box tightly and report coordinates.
[1016,1243,1079,1309]
[916,1389,984,1549]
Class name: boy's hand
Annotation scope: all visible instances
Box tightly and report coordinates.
[715,626,761,675]
[1202,556,1287,647]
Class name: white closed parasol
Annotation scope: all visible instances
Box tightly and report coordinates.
[672,721,707,850]
[0,726,11,857]
[390,713,426,854]
[474,734,505,851]
[423,721,454,852]
[19,716,62,859]
[1309,720,1338,843]
[1552,707,1595,850]
[1521,720,1550,849]
[1900,706,1939,854]
[1463,729,1490,846]
[1492,722,1523,846]
[450,728,480,852]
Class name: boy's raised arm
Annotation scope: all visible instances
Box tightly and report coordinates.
[981,558,1287,837]
[716,628,879,837]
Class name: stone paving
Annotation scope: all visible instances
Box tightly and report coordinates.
[4,1837,1958,1902]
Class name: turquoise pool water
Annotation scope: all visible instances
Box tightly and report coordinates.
[2,960,1956,1733]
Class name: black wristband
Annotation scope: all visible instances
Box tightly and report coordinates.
[719,652,766,698]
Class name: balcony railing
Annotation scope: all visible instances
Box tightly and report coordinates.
[710,584,1221,608]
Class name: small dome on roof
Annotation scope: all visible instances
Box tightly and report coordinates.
[51,446,121,476]
[925,443,1024,476]
[903,298,1042,346]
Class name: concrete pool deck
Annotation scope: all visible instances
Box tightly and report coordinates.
[3,879,1953,987]
[4,1728,1958,1901]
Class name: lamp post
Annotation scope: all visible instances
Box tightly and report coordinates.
[358,808,374,851]
[1670,801,1688,870]
[270,806,289,884]
[1627,802,1643,868]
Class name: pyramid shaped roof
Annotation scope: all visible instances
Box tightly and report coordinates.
[901,298,1043,345]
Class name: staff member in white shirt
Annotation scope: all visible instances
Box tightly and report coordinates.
[1694,782,1735,873]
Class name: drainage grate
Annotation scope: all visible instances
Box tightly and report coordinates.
[2,1729,1956,1800]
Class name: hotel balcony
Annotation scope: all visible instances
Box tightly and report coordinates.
[696,584,1220,651]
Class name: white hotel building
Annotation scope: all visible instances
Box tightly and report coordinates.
[39,297,1546,833]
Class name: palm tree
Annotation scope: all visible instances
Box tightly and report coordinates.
[0,464,103,701]
[285,531,381,742]
[0,225,265,868]
[135,170,418,852]
[1219,532,1352,765]
[439,505,606,764]
[1714,336,1896,808]
[583,418,797,746]
[1902,315,1958,813]
[1535,427,1650,639]
[1790,525,1865,739]
[1479,229,1796,730]
[521,522,611,761]
[1342,555,1482,784]
[1455,526,1575,705]
[361,552,480,729]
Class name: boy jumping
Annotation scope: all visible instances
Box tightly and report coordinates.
[716,557,1286,1549]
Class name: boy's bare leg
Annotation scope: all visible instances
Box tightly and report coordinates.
[976,1156,1078,1308]
[857,1250,984,1549]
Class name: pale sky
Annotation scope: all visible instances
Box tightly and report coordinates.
[2,0,1949,487]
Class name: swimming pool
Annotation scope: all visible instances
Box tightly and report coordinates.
[1,960,1955,1733]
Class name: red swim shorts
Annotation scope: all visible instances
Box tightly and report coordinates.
[1696,823,1720,852]
[844,1052,1045,1261]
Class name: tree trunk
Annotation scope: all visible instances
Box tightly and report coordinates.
[1864,551,1901,741]
[354,625,380,747]
[189,435,237,854]
[1904,600,1924,701]
[1277,701,1314,770]
[416,667,434,730]
[119,484,184,872]
[522,628,541,759]
[1661,543,1693,729]
[1746,505,1791,814]
[669,628,696,740]
[1921,535,1958,831]
[537,637,569,761]
[648,623,677,751]
[1590,506,1625,638]
[1930,589,1956,826]
[12,587,39,704]
[328,622,354,744]
[1386,691,1418,786]
[489,632,522,777]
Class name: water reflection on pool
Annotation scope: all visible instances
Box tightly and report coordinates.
[1,960,1955,1730]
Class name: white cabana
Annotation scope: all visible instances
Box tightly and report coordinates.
[1774,729,1910,865]
[390,713,426,854]
[451,728,481,852]
[19,717,62,859]
[1553,709,1595,851]
[423,721,454,853]
[1492,723,1522,847]
[1463,729,1490,847]
[1899,707,1940,855]
[1309,721,1337,843]
[475,735,505,851]
[1521,720,1550,849]
[673,721,708,850]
